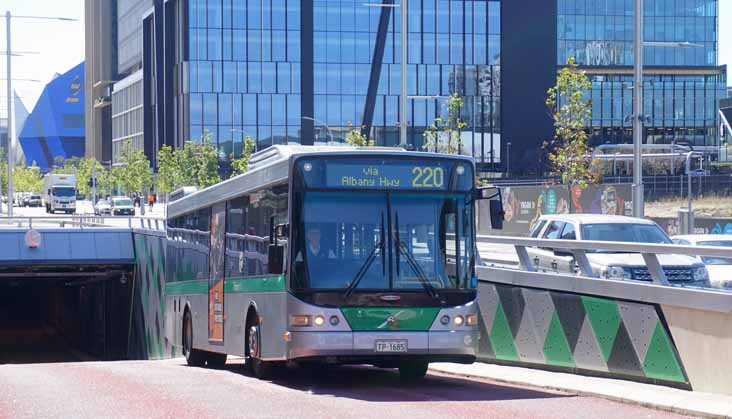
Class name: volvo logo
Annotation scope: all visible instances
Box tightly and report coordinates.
[379,294,401,302]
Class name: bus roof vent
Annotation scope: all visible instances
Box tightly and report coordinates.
[169,186,198,202]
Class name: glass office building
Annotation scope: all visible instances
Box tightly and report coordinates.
[147,0,501,169]
[557,0,726,147]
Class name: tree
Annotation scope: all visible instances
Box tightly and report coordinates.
[230,136,257,177]
[195,132,221,188]
[13,163,43,193]
[156,145,178,193]
[77,157,106,196]
[344,123,374,147]
[544,57,601,188]
[422,93,466,154]
[114,141,152,194]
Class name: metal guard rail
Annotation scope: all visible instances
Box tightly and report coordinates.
[476,234,732,286]
[0,216,167,231]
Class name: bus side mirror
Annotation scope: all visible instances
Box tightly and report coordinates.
[268,244,284,275]
[474,186,500,200]
[489,199,505,230]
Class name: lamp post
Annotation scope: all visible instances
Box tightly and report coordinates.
[3,11,77,217]
[301,117,334,143]
[364,2,406,146]
[630,0,703,218]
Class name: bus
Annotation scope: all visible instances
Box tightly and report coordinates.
[164,145,503,380]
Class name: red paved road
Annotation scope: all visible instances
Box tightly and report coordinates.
[0,359,697,419]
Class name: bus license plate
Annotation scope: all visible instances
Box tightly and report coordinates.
[375,340,407,353]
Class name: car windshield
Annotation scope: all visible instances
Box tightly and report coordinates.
[698,240,732,265]
[30,195,41,199]
[292,191,474,291]
[581,223,672,249]
[52,187,75,197]
[113,198,133,206]
[97,200,109,205]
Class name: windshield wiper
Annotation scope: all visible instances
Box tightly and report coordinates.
[343,213,385,298]
[394,212,442,304]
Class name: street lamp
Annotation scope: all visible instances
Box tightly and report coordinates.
[3,11,78,217]
[364,2,407,147]
[301,117,334,143]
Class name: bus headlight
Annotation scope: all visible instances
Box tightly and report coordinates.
[313,315,326,326]
[454,315,464,326]
[329,315,340,326]
[290,315,311,327]
[466,315,478,326]
[440,315,450,325]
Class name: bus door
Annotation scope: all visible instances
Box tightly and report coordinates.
[208,202,227,343]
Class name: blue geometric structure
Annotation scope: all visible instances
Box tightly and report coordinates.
[19,62,85,171]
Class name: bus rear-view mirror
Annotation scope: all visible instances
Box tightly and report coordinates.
[489,199,504,230]
[268,244,284,275]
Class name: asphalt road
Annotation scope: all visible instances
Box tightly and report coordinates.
[0,359,697,419]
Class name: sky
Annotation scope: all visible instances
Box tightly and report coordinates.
[0,0,731,115]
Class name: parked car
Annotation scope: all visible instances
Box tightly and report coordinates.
[94,199,112,216]
[527,214,710,287]
[111,196,135,216]
[672,234,732,290]
[23,194,42,207]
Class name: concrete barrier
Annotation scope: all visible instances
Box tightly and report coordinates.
[476,237,732,396]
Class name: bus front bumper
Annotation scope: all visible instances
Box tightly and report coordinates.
[287,330,479,362]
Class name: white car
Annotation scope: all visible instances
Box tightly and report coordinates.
[94,199,112,215]
[527,214,710,287]
[672,234,732,290]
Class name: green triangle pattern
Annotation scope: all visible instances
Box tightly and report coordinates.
[582,296,621,363]
[490,303,520,361]
[642,321,687,383]
[543,312,576,367]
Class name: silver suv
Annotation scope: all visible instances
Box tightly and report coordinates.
[527,214,710,287]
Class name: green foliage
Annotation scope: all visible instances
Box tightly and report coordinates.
[13,163,44,193]
[155,131,222,190]
[112,141,152,194]
[422,93,466,154]
[344,124,374,147]
[230,136,257,177]
[545,57,601,188]
[76,158,107,196]
[196,133,221,188]
[156,145,177,193]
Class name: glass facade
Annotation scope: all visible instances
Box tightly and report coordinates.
[184,0,501,165]
[558,0,717,66]
[557,0,725,147]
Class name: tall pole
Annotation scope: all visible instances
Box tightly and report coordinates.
[632,0,644,217]
[399,0,407,146]
[5,11,13,218]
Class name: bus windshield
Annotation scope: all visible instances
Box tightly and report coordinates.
[292,191,474,291]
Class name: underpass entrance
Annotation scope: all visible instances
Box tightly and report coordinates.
[0,264,135,364]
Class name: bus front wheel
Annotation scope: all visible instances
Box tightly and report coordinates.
[183,311,205,367]
[246,321,272,379]
[398,361,429,381]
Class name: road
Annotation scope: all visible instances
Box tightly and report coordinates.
[0,359,696,419]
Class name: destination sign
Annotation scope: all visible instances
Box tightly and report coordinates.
[326,163,448,190]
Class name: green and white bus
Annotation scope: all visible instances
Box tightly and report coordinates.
[164,145,503,379]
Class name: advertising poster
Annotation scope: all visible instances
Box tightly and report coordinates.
[569,184,633,216]
[501,185,570,235]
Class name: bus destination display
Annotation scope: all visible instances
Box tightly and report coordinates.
[326,163,448,190]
